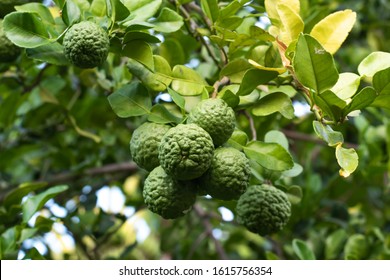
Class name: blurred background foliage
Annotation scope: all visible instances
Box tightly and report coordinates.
[0,0,390,260]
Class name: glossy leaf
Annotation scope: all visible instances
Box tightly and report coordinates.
[243,141,294,171]
[107,82,152,118]
[171,65,208,96]
[122,40,154,70]
[265,0,300,27]
[252,92,294,119]
[313,121,344,147]
[310,10,356,54]
[62,0,81,26]
[277,3,304,46]
[123,0,161,21]
[237,69,278,96]
[3,12,53,48]
[264,130,289,150]
[292,239,316,260]
[147,104,182,124]
[167,87,186,110]
[22,185,68,223]
[293,34,339,94]
[220,59,252,83]
[344,234,368,260]
[3,182,47,210]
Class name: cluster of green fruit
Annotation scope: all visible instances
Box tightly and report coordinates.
[130,98,292,236]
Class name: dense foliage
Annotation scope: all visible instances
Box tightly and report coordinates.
[0,0,389,260]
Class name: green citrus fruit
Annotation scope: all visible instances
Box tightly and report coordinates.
[236,185,291,236]
[143,166,197,219]
[159,123,214,180]
[187,98,235,147]
[0,20,20,62]
[199,147,250,200]
[63,21,109,68]
[130,122,171,172]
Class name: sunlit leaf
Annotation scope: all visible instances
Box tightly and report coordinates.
[252,92,294,119]
[313,121,344,147]
[358,52,390,78]
[335,144,358,177]
[310,10,356,54]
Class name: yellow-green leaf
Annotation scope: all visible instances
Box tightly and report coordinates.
[277,3,304,46]
[265,0,300,28]
[310,10,356,54]
[335,144,358,177]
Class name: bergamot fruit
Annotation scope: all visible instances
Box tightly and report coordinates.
[143,166,196,219]
[236,185,291,236]
[63,21,109,68]
[199,147,250,200]
[130,122,171,172]
[0,20,20,62]
[159,123,214,180]
[187,98,235,147]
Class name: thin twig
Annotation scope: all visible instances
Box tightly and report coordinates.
[243,111,257,141]
[211,76,230,98]
[193,204,229,260]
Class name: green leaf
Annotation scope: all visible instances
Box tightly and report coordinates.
[123,31,161,44]
[342,87,377,116]
[26,42,69,65]
[111,0,130,22]
[310,10,356,54]
[285,185,303,204]
[243,141,294,171]
[122,40,154,70]
[373,67,390,95]
[108,82,152,118]
[15,3,55,25]
[325,229,348,260]
[293,34,339,94]
[282,162,303,177]
[3,182,47,210]
[62,0,81,26]
[344,234,368,260]
[228,129,248,149]
[220,58,252,83]
[358,52,390,78]
[313,121,344,147]
[252,92,294,119]
[167,87,185,109]
[171,65,208,96]
[151,8,183,33]
[67,115,101,143]
[335,144,358,177]
[123,0,162,21]
[201,0,219,23]
[90,0,107,17]
[264,130,289,150]
[126,58,172,92]
[331,72,361,100]
[237,69,278,96]
[22,185,68,223]
[3,12,53,48]
[277,3,304,46]
[147,104,182,124]
[371,94,390,110]
[292,239,316,260]
[159,38,185,66]
[219,89,240,108]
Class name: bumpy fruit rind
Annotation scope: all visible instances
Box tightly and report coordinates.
[159,123,214,180]
[0,20,20,62]
[63,21,109,68]
[143,166,197,219]
[200,147,250,200]
[187,98,235,147]
[130,122,170,172]
[236,185,291,236]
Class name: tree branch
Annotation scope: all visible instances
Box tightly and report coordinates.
[243,111,257,141]
[193,204,229,260]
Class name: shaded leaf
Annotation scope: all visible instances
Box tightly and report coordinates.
[252,92,294,119]
[147,104,182,124]
[26,42,69,65]
[107,82,152,118]
[167,87,185,109]
[292,239,316,260]
[344,234,368,260]
[325,229,348,260]
[62,0,81,26]
[4,182,47,210]
[201,0,219,23]
[22,185,68,223]
[373,67,390,95]
[151,8,183,33]
[237,69,278,96]
[243,141,294,171]
[342,87,377,117]
[122,40,154,70]
[313,121,344,147]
